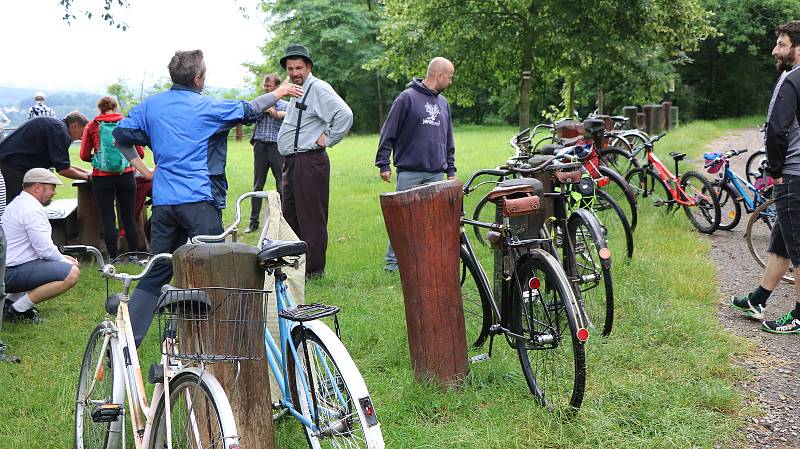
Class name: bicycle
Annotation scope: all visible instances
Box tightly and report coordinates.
[623,134,722,234]
[460,158,589,410]
[71,245,252,448]
[703,149,773,230]
[190,192,386,449]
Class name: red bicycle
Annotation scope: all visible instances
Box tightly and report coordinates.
[623,134,721,234]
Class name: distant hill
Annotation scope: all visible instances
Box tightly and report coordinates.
[0,86,103,128]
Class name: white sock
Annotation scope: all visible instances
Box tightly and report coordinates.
[5,292,24,302]
[11,294,34,313]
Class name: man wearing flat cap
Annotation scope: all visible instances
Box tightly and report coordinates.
[2,168,80,324]
[277,44,353,278]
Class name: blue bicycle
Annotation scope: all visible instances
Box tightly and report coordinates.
[703,149,773,231]
[192,192,385,449]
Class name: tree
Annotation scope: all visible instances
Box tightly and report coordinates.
[250,0,400,133]
[374,0,712,128]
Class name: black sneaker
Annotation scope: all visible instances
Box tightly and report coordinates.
[762,311,800,334]
[729,294,765,320]
[4,306,43,324]
[244,223,259,234]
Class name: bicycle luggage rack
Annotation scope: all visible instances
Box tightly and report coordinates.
[279,303,340,322]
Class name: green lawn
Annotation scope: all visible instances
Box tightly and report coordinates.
[0,117,760,448]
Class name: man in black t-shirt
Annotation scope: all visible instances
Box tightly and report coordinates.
[0,112,91,202]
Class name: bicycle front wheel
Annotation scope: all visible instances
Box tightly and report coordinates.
[597,165,638,230]
[149,370,240,448]
[625,167,674,211]
[75,324,124,449]
[459,243,493,351]
[680,170,721,234]
[590,189,634,259]
[288,323,385,449]
[512,249,587,411]
[745,149,766,185]
[745,199,795,284]
[599,145,640,176]
[715,181,742,231]
[568,210,614,336]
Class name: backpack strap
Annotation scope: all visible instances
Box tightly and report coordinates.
[293,80,317,153]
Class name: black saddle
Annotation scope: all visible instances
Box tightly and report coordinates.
[257,239,308,269]
[669,152,686,162]
[539,143,565,155]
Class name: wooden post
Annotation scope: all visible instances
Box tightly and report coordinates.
[636,112,646,131]
[235,124,244,141]
[669,106,679,129]
[622,106,638,130]
[73,180,106,252]
[379,180,468,388]
[661,101,672,131]
[173,243,275,449]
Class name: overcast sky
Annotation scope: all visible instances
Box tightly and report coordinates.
[0,0,269,94]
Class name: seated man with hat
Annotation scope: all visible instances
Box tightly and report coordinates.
[2,168,80,323]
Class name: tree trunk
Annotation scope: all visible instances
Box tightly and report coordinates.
[596,87,604,115]
[519,44,533,130]
[566,77,575,117]
[376,74,384,131]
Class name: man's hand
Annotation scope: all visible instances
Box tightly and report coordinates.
[274,82,303,98]
[266,107,277,118]
[63,255,79,266]
[775,177,784,185]
[380,171,391,182]
[316,133,327,148]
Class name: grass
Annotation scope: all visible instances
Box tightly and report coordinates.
[0,117,760,448]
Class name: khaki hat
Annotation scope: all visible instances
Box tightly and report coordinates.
[23,168,63,185]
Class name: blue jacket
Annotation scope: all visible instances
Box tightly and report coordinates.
[375,78,456,177]
[114,84,259,206]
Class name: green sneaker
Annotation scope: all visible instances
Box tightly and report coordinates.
[762,311,800,334]
[729,294,765,320]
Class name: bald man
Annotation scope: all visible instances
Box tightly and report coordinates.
[375,57,457,271]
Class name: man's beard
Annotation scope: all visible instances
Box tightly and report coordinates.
[776,52,796,72]
[43,198,52,207]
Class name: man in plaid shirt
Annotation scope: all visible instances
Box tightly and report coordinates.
[247,74,288,233]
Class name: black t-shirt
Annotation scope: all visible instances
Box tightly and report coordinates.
[0,116,71,172]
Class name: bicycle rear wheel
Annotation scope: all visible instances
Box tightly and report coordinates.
[588,189,634,259]
[745,199,795,284]
[75,323,124,449]
[149,370,239,448]
[512,249,587,411]
[597,165,638,230]
[680,170,721,234]
[288,323,384,449]
[568,210,614,336]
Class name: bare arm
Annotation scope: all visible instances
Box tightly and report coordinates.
[58,166,90,181]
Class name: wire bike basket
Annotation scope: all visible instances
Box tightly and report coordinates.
[155,287,268,363]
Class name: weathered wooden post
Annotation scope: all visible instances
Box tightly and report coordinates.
[636,112,646,131]
[643,104,663,135]
[379,180,468,388]
[661,101,672,131]
[235,124,244,141]
[669,106,680,129]
[622,106,638,130]
[73,180,106,252]
[173,243,275,449]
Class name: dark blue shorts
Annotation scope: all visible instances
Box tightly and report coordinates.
[5,259,72,293]
[768,174,800,267]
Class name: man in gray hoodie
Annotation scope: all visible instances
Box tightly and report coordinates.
[375,57,456,271]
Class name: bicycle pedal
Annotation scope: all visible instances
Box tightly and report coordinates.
[91,403,123,423]
[278,303,340,322]
[470,353,490,363]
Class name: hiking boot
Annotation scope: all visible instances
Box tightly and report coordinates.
[762,311,800,334]
[729,294,765,320]
[4,306,43,324]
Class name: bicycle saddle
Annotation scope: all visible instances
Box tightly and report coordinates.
[155,285,211,315]
[669,152,686,161]
[257,239,308,268]
[539,143,565,155]
[486,178,544,203]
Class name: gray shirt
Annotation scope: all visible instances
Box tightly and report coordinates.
[277,73,353,156]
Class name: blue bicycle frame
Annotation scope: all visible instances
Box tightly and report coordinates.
[719,162,768,213]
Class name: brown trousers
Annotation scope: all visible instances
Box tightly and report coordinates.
[281,150,329,276]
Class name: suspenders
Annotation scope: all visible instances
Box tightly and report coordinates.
[293,80,317,152]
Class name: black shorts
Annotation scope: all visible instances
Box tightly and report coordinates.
[768,174,800,267]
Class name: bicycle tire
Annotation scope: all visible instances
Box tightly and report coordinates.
[149,370,240,448]
[625,167,674,211]
[715,181,742,231]
[75,323,124,449]
[598,165,638,230]
[599,146,641,178]
[745,149,766,185]
[288,322,385,449]
[680,170,721,234]
[568,209,614,336]
[512,249,586,411]
[745,199,795,284]
[459,243,493,350]
[585,189,634,259]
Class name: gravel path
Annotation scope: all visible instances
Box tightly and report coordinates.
[701,128,799,449]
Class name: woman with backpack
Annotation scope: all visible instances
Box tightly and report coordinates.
[80,96,145,260]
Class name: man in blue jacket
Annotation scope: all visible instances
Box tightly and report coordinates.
[114,49,302,345]
[375,57,456,271]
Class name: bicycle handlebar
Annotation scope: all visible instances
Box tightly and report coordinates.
[60,244,172,282]
[191,191,270,244]
[463,168,510,194]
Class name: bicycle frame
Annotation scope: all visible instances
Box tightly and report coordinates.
[644,150,698,207]
[720,162,768,213]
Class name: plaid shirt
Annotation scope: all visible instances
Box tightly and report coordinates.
[252,99,288,143]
